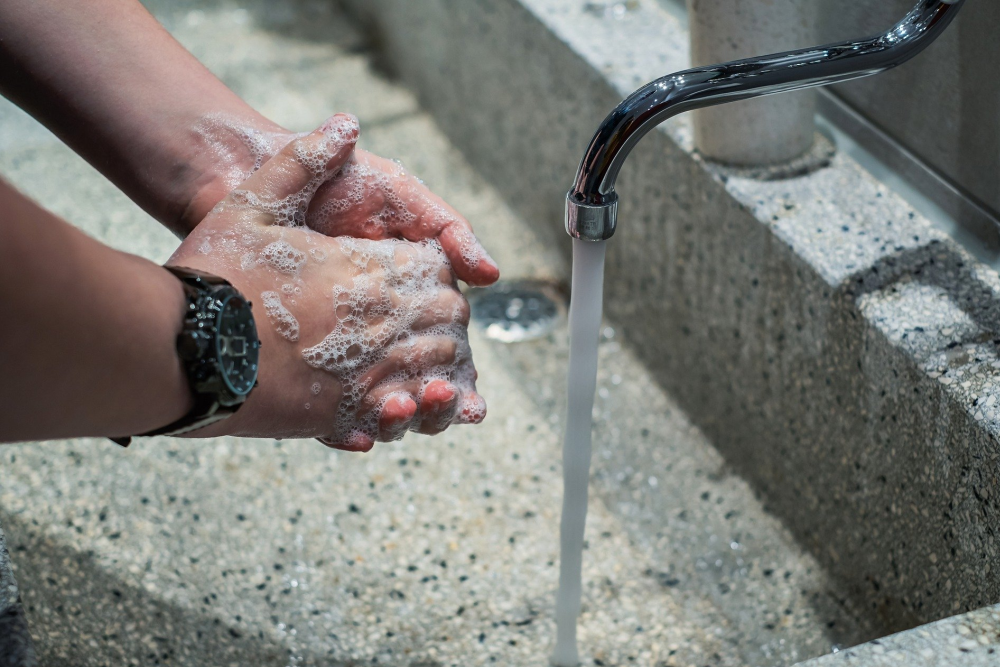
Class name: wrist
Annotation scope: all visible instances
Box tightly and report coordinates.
[176,114,292,235]
[104,256,195,439]
[163,257,268,439]
[115,264,262,443]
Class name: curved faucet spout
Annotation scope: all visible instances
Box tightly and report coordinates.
[566,0,965,241]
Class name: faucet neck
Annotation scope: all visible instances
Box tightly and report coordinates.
[567,0,965,240]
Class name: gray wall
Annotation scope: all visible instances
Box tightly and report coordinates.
[657,0,1000,230]
[822,1,999,218]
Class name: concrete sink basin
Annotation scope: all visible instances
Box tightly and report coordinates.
[2,1,998,666]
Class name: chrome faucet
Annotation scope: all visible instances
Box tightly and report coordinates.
[566,0,966,242]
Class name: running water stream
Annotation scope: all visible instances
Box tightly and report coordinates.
[552,239,608,667]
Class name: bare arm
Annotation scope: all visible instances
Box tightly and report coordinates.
[0,0,500,286]
[0,178,193,441]
[0,0,278,236]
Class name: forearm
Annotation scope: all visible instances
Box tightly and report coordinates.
[0,0,282,235]
[0,179,192,442]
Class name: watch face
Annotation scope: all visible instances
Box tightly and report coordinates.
[215,293,260,396]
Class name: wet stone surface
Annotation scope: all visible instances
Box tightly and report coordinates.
[0,1,871,665]
[0,524,37,667]
[798,604,1000,667]
[341,0,1000,642]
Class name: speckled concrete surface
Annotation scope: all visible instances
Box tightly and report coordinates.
[0,1,873,666]
[0,525,37,667]
[798,604,1000,667]
[341,0,1000,639]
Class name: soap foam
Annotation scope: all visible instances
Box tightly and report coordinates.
[200,113,492,283]
[193,114,299,189]
[260,240,307,275]
[261,291,300,342]
[301,237,479,444]
[225,114,360,229]
[308,158,417,239]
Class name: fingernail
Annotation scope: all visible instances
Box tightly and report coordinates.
[422,380,456,407]
[480,247,498,271]
[437,383,457,404]
[321,114,360,143]
[381,394,417,441]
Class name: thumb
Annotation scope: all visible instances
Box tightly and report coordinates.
[236,114,359,216]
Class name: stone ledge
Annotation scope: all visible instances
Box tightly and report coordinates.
[0,523,37,667]
[798,604,1000,667]
[341,0,1000,642]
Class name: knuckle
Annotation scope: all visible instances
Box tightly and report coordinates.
[454,293,471,325]
[440,337,458,363]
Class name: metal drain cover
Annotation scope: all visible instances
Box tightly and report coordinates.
[468,280,566,343]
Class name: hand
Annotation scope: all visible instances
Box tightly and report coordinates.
[170,116,486,450]
[185,115,500,287]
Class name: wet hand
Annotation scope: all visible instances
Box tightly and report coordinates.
[306,147,500,287]
[170,116,486,449]
[186,115,499,287]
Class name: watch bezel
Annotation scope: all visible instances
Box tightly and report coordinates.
[214,291,260,398]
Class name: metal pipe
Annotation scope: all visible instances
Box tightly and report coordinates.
[566,0,966,241]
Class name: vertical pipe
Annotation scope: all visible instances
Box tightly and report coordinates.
[687,0,818,166]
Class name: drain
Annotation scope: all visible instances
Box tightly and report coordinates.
[468,280,566,343]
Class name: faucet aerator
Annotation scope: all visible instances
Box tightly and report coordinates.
[565,194,619,242]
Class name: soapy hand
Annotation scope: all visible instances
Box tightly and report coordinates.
[186,115,500,288]
[170,115,486,449]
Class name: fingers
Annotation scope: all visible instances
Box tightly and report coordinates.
[415,379,459,434]
[236,114,359,213]
[379,171,499,286]
[319,341,479,448]
[411,289,471,331]
[399,195,500,287]
[358,335,459,390]
[318,380,484,450]
[306,150,499,286]
[378,392,418,441]
[363,379,462,440]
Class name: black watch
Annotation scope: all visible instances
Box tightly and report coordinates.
[111,267,261,447]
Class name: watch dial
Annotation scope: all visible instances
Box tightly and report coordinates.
[216,294,260,396]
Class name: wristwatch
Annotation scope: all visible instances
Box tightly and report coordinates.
[111,266,261,446]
